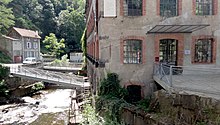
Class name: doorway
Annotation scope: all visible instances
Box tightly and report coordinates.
[159,39,178,65]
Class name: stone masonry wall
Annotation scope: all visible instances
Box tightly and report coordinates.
[121,90,220,125]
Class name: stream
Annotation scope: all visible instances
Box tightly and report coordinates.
[0,89,73,125]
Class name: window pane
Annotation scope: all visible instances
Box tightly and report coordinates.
[194,39,213,63]
[124,0,142,16]
[160,0,177,17]
[123,40,142,64]
[196,0,213,15]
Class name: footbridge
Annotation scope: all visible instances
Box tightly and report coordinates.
[9,66,89,89]
[153,63,220,99]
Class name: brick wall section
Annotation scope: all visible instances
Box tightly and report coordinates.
[191,35,217,64]
[95,36,99,60]
[120,36,146,64]
[86,10,95,38]
[154,34,184,66]
[120,0,146,16]
[192,0,218,15]
[213,0,218,15]
[157,0,182,16]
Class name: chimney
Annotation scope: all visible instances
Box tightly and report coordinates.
[35,31,39,38]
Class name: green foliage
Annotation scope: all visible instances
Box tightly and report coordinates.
[0,80,9,97]
[9,0,85,51]
[32,82,45,91]
[99,73,128,99]
[0,51,12,63]
[81,103,126,125]
[43,33,65,57]
[80,28,87,70]
[136,98,151,112]
[0,64,10,80]
[96,96,130,124]
[81,104,104,125]
[96,73,130,123]
[50,54,70,66]
[50,59,62,66]
[81,28,87,56]
[0,0,14,34]
[57,3,85,51]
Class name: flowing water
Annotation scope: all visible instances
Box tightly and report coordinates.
[0,89,73,125]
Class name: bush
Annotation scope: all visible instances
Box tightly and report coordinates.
[0,65,9,80]
[0,80,9,97]
[50,54,69,66]
[32,82,45,91]
[99,73,128,99]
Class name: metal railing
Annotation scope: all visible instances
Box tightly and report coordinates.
[9,66,85,87]
[154,63,173,87]
[154,62,220,88]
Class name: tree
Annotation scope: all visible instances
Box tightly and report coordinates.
[9,0,41,30]
[38,0,56,38]
[57,0,85,52]
[43,33,65,57]
[0,0,14,34]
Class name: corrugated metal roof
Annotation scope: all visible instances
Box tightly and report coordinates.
[147,24,209,34]
[13,27,41,39]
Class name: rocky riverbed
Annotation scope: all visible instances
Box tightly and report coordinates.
[0,89,73,125]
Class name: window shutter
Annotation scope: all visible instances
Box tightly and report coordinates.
[104,0,117,17]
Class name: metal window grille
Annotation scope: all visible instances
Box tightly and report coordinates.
[160,0,178,17]
[196,0,213,15]
[194,39,213,63]
[124,0,142,16]
[123,40,142,64]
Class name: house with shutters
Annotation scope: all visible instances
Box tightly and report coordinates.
[4,27,41,62]
[86,0,220,99]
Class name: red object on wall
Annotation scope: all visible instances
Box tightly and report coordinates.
[155,57,159,62]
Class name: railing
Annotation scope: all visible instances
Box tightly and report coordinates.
[154,62,220,88]
[43,63,83,71]
[153,63,173,87]
[9,66,85,86]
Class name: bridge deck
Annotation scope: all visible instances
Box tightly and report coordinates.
[9,66,87,89]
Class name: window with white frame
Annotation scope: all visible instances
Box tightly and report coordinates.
[194,39,213,63]
[160,0,178,17]
[27,42,31,49]
[123,0,142,16]
[123,40,142,64]
[196,0,213,15]
[33,42,38,49]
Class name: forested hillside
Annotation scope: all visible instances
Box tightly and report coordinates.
[0,0,85,53]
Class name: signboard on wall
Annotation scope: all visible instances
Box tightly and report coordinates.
[104,0,116,17]
[184,50,191,55]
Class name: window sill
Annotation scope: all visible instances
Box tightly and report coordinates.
[192,62,214,64]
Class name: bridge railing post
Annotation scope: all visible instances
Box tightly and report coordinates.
[169,66,173,87]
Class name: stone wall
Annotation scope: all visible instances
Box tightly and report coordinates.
[120,90,220,125]
[5,76,38,90]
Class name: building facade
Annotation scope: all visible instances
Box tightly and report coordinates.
[7,27,41,62]
[0,35,21,63]
[86,0,220,97]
